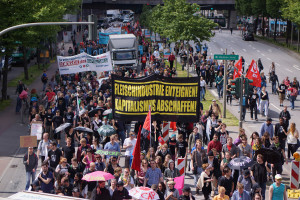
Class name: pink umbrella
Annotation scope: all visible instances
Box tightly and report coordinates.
[129,187,159,200]
[82,171,115,182]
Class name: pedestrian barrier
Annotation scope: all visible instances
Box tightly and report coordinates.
[290,152,300,189]
[162,122,170,143]
[177,158,185,176]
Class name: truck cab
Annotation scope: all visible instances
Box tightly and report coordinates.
[108,34,138,69]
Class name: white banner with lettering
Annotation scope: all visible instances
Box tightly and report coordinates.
[57,52,112,75]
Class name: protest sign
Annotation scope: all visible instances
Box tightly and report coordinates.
[20,136,37,148]
[95,149,121,156]
[112,74,200,122]
[57,52,112,75]
[30,122,43,140]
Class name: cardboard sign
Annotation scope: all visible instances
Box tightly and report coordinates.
[30,122,43,140]
[20,136,37,148]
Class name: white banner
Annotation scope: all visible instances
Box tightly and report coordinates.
[57,52,112,75]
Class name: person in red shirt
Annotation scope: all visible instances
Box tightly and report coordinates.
[207,134,222,153]
[43,88,56,105]
[141,53,147,70]
[168,52,176,70]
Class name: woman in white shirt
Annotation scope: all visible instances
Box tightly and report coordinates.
[200,76,206,101]
[286,123,299,159]
[206,114,218,143]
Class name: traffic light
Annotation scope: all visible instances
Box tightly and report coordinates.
[88,14,98,41]
[211,7,213,10]
[231,78,241,99]
[244,78,253,95]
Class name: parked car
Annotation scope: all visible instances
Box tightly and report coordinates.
[243,32,254,41]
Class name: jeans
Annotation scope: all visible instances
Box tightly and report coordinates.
[272,82,277,94]
[25,171,36,190]
[259,182,266,200]
[250,104,258,119]
[16,97,22,113]
[290,96,296,109]
[118,131,126,147]
[260,100,268,116]
[193,166,203,186]
[217,84,223,98]
[200,87,205,101]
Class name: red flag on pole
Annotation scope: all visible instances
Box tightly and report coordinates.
[141,106,151,140]
[233,57,243,79]
[246,59,261,87]
[170,121,177,132]
[131,126,142,172]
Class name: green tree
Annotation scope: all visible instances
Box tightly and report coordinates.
[282,0,300,25]
[236,0,253,16]
[266,0,283,41]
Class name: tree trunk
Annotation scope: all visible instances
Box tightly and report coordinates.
[286,20,291,46]
[262,14,265,36]
[22,47,29,80]
[1,55,9,100]
[254,17,258,35]
[274,18,277,41]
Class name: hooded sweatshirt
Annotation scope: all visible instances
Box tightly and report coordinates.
[163,160,180,181]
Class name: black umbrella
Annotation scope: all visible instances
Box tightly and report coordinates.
[74,126,94,133]
[255,148,282,164]
[88,108,102,117]
[227,156,254,171]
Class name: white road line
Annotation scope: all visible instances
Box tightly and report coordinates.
[231,40,235,43]
[261,54,265,56]
[257,50,260,53]
[267,58,271,61]
[271,103,281,111]
[221,48,223,51]
[293,65,300,70]
[286,69,293,72]
[243,49,246,52]
[268,49,272,52]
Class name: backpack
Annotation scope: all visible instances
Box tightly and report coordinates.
[291,88,298,97]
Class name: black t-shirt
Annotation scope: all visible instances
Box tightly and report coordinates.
[168,138,177,156]
[260,91,269,100]
[52,115,63,128]
[64,112,74,123]
[62,185,73,196]
[218,176,233,196]
[251,162,267,184]
[249,93,259,105]
[62,146,75,164]
[176,140,188,157]
[44,113,53,126]
[278,84,286,94]
[48,148,62,168]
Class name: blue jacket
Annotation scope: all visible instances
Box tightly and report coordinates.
[232,190,251,200]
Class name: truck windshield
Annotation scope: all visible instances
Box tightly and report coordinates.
[113,51,136,60]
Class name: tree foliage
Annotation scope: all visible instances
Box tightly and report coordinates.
[142,0,216,43]
[235,0,253,16]
[281,0,300,25]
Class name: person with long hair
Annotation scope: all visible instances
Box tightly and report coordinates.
[155,156,163,171]
[197,163,212,199]
[261,132,271,148]
[250,132,260,146]
[146,147,155,161]
[136,159,149,186]
[157,182,167,199]
[286,123,299,159]
[118,168,134,191]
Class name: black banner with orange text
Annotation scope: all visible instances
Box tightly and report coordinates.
[111,74,200,122]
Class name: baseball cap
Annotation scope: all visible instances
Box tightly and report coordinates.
[117,181,124,186]
[275,174,282,180]
[212,99,216,102]
[182,186,191,192]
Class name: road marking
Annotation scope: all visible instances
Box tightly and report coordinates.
[271,103,281,111]
[243,49,246,52]
[211,90,218,97]
[267,57,271,61]
[285,69,293,72]
[221,48,223,51]
[257,50,260,53]
[210,52,213,55]
[293,65,300,70]
[261,54,265,56]
[231,40,235,43]
[268,49,272,52]
[275,63,280,66]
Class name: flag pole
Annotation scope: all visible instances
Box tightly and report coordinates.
[149,105,151,148]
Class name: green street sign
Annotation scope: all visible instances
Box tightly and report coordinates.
[214,54,239,60]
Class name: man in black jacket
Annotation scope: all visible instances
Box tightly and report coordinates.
[112,181,131,200]
[279,106,291,127]
[23,147,38,190]
[275,117,288,150]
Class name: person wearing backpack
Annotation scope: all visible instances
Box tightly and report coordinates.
[41,70,48,92]
[288,84,298,110]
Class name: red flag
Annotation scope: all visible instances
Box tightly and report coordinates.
[233,57,243,79]
[131,126,142,172]
[170,121,177,132]
[246,59,261,87]
[142,107,151,140]
[158,136,165,145]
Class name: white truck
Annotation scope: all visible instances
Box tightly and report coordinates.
[108,34,138,69]
[106,9,120,22]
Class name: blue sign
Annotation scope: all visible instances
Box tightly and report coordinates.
[138,45,143,55]
[99,32,121,45]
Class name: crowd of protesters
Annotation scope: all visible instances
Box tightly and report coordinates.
[15,25,300,200]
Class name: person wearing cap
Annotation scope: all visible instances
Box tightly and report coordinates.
[23,147,38,190]
[112,181,131,200]
[165,180,180,200]
[179,186,195,200]
[90,180,111,200]
[238,169,255,193]
[123,131,137,169]
[260,117,274,138]
[269,174,287,200]
[232,183,251,200]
